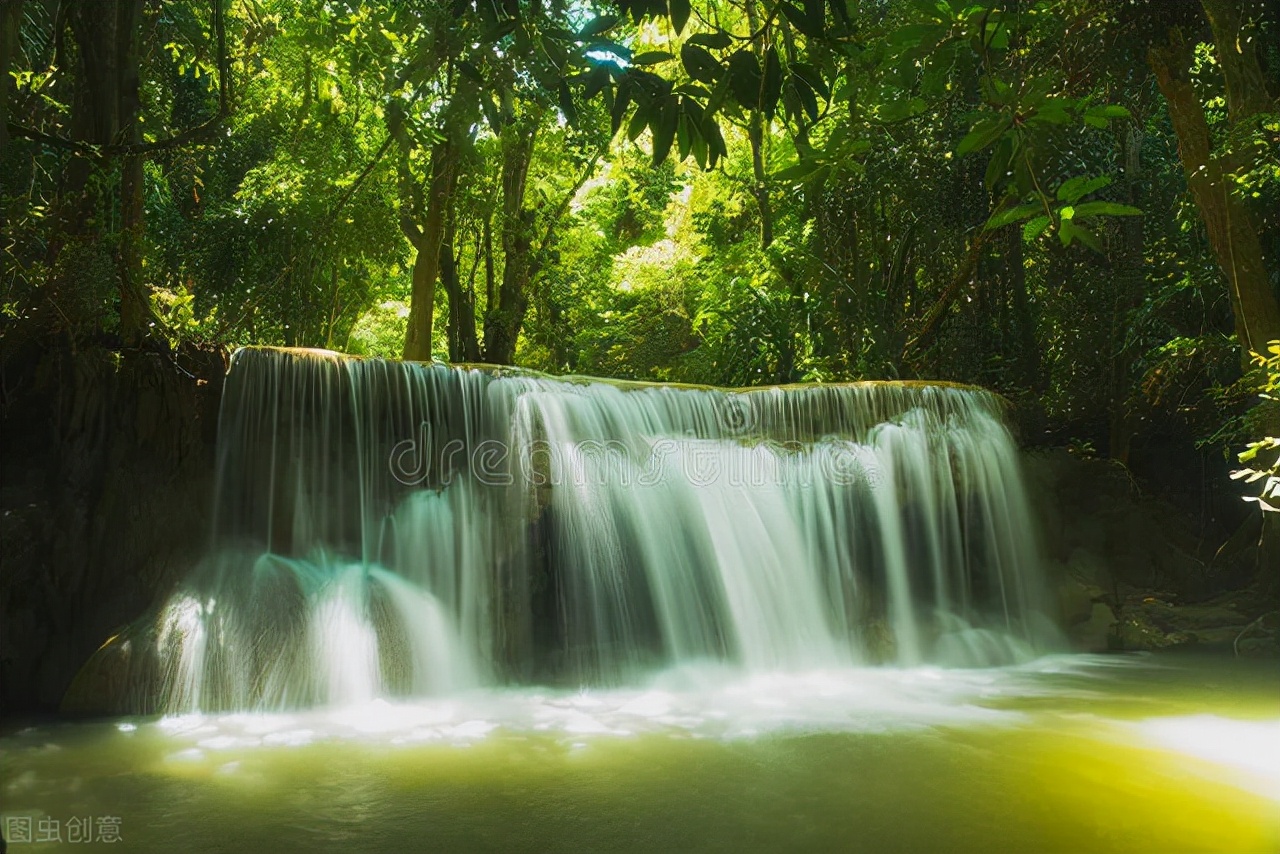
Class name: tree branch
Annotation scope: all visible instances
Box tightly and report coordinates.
[6,0,230,162]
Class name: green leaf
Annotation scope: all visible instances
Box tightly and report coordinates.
[692,130,709,170]
[1022,215,1051,242]
[984,134,1015,190]
[1056,175,1111,203]
[985,201,1043,229]
[674,82,712,97]
[726,50,762,107]
[1027,97,1072,127]
[582,65,611,100]
[1071,201,1143,218]
[1085,104,1131,120]
[1059,219,1103,253]
[676,112,691,160]
[543,37,568,69]
[981,76,1014,106]
[1082,104,1130,129]
[704,74,732,122]
[578,15,619,39]
[703,118,727,167]
[781,2,825,38]
[456,60,485,86]
[687,31,733,50]
[886,23,945,54]
[762,47,783,120]
[681,44,722,84]
[588,41,632,62]
[627,103,649,141]
[908,0,950,22]
[982,20,1009,51]
[558,82,578,127]
[484,20,519,42]
[651,95,680,165]
[957,114,1010,156]
[802,0,825,32]
[788,78,820,123]
[632,51,675,66]
[773,159,824,182]
[669,0,692,35]
[790,62,830,100]
[610,81,632,134]
[879,95,926,122]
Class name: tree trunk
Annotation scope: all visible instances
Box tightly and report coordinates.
[52,0,152,341]
[115,0,149,344]
[744,0,773,249]
[1200,0,1274,124]
[0,0,23,161]
[1149,24,1280,357]
[1006,225,1040,389]
[401,140,458,361]
[482,120,538,365]
[441,224,480,363]
[1108,121,1145,463]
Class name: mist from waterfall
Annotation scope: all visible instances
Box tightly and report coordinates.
[154,347,1057,712]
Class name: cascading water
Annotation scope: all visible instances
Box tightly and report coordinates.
[151,347,1057,712]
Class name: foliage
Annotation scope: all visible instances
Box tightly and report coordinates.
[1,0,1277,493]
[1232,342,1280,513]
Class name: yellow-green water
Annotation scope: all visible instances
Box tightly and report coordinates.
[3,654,1277,852]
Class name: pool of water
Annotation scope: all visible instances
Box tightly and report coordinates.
[3,654,1278,852]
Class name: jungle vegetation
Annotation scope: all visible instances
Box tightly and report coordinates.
[1,0,1277,498]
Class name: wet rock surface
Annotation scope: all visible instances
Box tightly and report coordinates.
[0,342,225,717]
[1029,449,1278,657]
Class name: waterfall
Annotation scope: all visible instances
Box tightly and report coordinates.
[154,347,1056,712]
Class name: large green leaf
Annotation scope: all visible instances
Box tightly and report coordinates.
[1022,215,1052,242]
[957,114,1010,156]
[610,81,632,133]
[627,103,649,141]
[788,78,820,123]
[789,62,830,100]
[483,20,519,42]
[726,50,762,107]
[651,95,680,165]
[1083,103,1131,128]
[1071,201,1142,218]
[581,65,610,99]
[456,60,485,86]
[773,159,825,182]
[681,44,722,84]
[558,81,578,127]
[578,15,619,39]
[984,135,1014,190]
[687,31,734,50]
[632,51,675,66]
[984,201,1043,229]
[1056,175,1111,203]
[1059,219,1103,253]
[762,48,783,120]
[669,0,692,35]
[781,2,824,38]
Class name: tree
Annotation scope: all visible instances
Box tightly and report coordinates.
[1148,0,1280,359]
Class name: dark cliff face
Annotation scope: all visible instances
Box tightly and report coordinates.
[0,341,226,718]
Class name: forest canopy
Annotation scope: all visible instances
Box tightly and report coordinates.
[1,0,1278,468]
